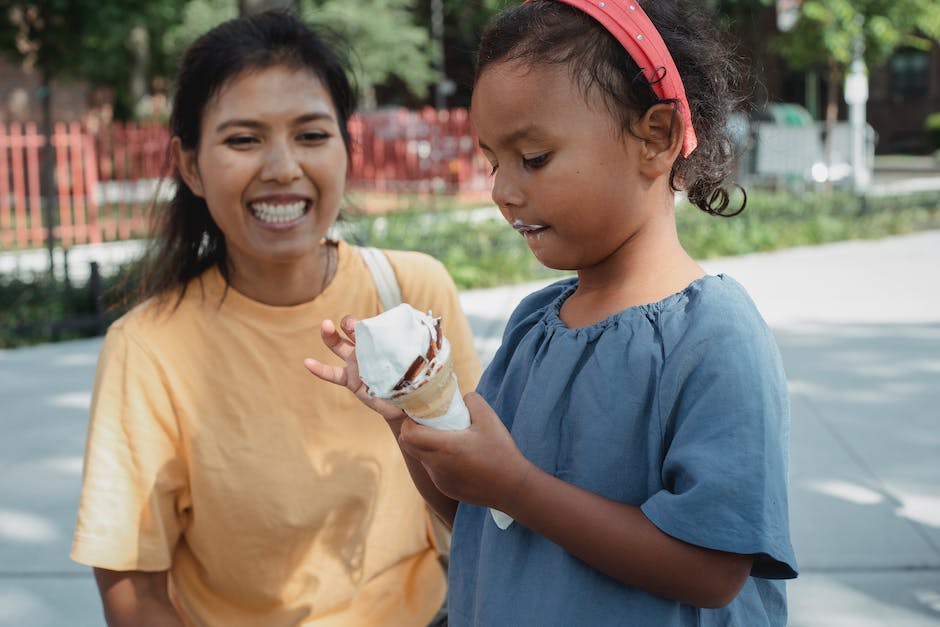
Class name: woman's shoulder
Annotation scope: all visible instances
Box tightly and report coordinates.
[378,247,450,279]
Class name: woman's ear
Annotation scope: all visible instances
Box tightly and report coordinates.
[171,137,205,197]
[634,103,683,178]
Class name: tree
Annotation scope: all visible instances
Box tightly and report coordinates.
[774,0,940,169]
[300,0,438,109]
[239,0,296,15]
[0,1,188,271]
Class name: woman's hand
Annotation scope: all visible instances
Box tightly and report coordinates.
[304,316,407,426]
[397,391,534,511]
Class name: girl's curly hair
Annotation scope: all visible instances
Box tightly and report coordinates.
[475,0,751,216]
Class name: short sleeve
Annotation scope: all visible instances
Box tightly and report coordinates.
[386,250,482,396]
[641,305,798,580]
[70,324,189,572]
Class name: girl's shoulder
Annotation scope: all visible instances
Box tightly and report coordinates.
[505,276,577,328]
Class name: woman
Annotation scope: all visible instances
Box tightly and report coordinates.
[71,10,480,626]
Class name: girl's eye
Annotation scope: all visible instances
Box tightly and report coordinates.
[489,163,499,177]
[523,153,549,169]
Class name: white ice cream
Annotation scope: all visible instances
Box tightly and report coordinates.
[355,303,513,529]
[355,303,436,397]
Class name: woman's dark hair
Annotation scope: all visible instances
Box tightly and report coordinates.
[136,9,357,306]
[475,0,750,216]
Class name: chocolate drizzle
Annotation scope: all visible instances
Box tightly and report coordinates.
[391,315,443,391]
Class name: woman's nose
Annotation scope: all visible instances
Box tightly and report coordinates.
[261,141,303,183]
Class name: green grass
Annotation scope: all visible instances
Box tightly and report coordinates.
[3,188,939,348]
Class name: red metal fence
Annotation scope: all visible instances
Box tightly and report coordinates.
[0,107,493,251]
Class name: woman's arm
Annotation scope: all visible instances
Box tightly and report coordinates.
[94,568,184,626]
[304,316,459,526]
[398,392,753,608]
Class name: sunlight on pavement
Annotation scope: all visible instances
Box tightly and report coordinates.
[45,392,91,409]
[0,510,59,543]
[51,353,98,367]
[0,589,48,624]
[38,456,83,476]
[895,492,940,529]
[805,479,885,506]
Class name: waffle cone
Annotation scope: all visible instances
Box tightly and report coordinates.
[391,356,458,421]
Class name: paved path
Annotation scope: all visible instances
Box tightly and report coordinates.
[2,231,939,626]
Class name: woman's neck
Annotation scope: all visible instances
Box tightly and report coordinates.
[226,240,336,307]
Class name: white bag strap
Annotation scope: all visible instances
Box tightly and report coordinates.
[357,246,403,311]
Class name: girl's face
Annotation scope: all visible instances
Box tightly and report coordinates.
[176,65,347,272]
[471,59,663,272]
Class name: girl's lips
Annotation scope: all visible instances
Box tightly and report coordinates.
[512,218,548,234]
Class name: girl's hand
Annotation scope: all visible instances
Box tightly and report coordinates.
[304,316,407,425]
[398,392,534,511]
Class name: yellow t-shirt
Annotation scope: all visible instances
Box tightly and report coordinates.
[71,241,482,626]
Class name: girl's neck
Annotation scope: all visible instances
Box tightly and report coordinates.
[561,227,704,328]
[226,240,337,307]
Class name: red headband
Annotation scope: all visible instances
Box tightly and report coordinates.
[526,0,698,156]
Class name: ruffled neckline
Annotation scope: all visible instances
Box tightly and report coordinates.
[540,274,722,340]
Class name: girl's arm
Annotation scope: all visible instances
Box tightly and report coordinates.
[304,317,458,526]
[94,568,185,626]
[398,393,753,609]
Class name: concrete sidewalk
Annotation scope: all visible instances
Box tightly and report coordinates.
[2,231,939,626]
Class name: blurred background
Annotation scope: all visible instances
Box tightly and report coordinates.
[1,1,939,626]
[1,0,940,341]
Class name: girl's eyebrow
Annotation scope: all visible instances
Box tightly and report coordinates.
[478,122,544,151]
[214,112,336,133]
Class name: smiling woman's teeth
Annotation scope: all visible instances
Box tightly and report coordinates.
[250,201,307,223]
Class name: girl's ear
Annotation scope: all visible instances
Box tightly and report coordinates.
[634,103,683,178]
[171,137,205,198]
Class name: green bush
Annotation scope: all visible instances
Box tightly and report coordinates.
[3,189,940,348]
[926,112,940,151]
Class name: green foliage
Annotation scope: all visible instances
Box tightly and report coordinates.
[925,112,940,151]
[676,189,940,259]
[300,0,438,105]
[0,0,190,117]
[774,0,940,72]
[338,207,565,290]
[0,268,128,349]
[4,190,939,348]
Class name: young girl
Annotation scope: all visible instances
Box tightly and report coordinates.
[307,0,797,624]
[70,10,480,626]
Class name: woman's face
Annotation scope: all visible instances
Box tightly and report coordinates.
[176,65,348,272]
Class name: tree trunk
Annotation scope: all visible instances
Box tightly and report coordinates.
[823,62,841,194]
[238,0,297,15]
[39,68,57,276]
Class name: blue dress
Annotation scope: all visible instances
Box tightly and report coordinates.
[449,275,798,626]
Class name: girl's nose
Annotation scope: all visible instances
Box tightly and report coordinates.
[261,141,303,183]
[490,168,524,210]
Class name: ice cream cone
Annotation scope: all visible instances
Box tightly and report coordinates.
[391,354,461,422]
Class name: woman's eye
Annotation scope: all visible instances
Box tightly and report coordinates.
[223,135,257,147]
[489,163,499,176]
[298,131,330,142]
[523,153,549,169]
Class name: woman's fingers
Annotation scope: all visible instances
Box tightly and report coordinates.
[319,319,353,358]
[303,358,347,387]
[340,315,358,342]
